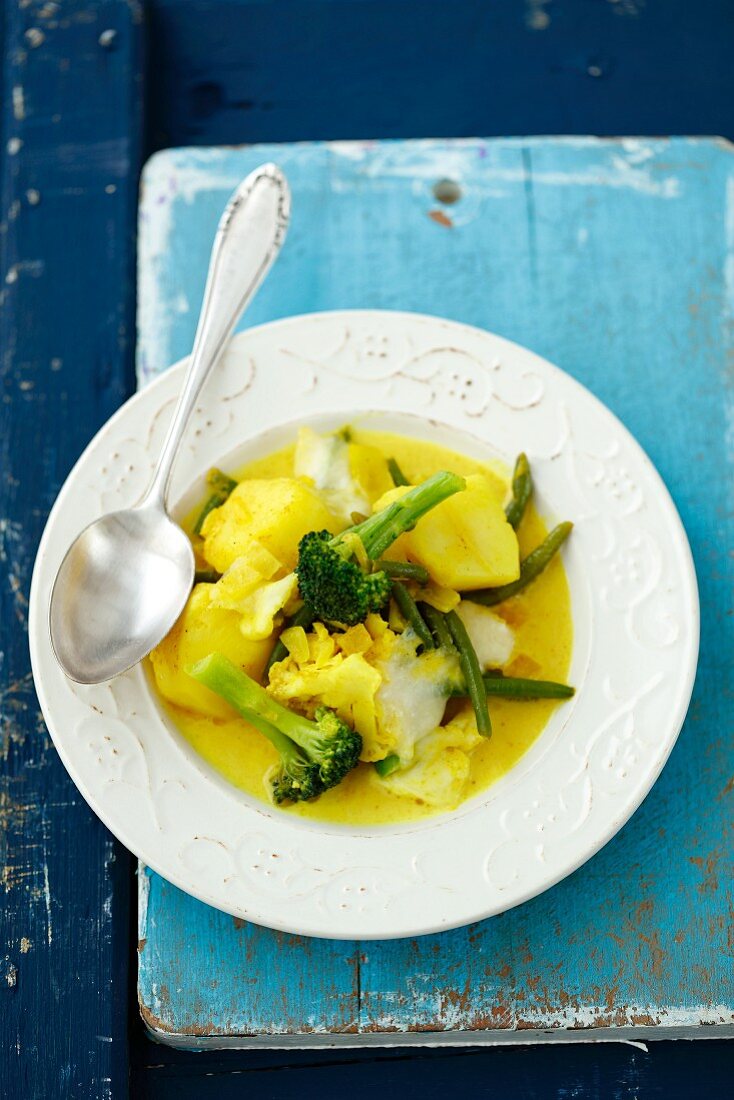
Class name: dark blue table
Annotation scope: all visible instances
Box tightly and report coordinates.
[2,2,733,1096]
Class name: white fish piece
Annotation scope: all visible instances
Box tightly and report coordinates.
[455,600,515,668]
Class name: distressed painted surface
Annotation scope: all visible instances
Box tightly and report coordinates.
[145,0,734,148]
[0,2,143,1097]
[129,1041,734,1100]
[138,870,360,1038]
[136,136,734,1042]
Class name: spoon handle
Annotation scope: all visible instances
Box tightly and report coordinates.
[146,163,290,508]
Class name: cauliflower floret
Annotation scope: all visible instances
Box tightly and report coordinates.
[380,705,483,809]
[337,623,373,655]
[373,631,463,765]
[208,551,298,641]
[231,572,298,641]
[267,618,457,763]
[278,624,311,664]
[363,617,396,661]
[454,600,515,669]
[267,635,384,759]
[306,621,337,663]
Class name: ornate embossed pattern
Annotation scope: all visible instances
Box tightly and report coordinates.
[29,312,698,939]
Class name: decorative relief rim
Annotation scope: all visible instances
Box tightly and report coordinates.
[28,311,699,939]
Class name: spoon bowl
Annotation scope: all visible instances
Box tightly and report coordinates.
[48,163,290,683]
[50,507,194,684]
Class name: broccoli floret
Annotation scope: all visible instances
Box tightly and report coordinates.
[268,738,326,803]
[188,653,362,803]
[296,470,465,626]
[296,530,392,625]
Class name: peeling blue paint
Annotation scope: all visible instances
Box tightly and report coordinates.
[138,137,734,1045]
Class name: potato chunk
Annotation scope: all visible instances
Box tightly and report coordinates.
[375,474,520,589]
[149,585,272,718]
[200,477,340,573]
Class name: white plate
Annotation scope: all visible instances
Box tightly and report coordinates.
[29,311,699,940]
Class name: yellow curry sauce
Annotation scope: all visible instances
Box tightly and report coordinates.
[154,430,573,826]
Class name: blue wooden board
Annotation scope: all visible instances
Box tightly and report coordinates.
[137,137,733,1046]
[0,1,144,1097]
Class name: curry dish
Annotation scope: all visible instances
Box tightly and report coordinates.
[149,427,574,825]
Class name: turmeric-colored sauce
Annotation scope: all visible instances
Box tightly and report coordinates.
[157,430,573,825]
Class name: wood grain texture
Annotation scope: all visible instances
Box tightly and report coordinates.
[137,138,733,1045]
[0,2,143,1097]
[130,1040,734,1100]
[145,0,734,149]
[138,870,360,1038]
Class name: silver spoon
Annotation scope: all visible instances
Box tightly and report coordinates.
[49,164,290,684]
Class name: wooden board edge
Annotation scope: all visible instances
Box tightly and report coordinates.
[140,1020,734,1051]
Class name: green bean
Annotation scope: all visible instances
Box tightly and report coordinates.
[375,559,430,584]
[419,602,455,650]
[505,452,532,529]
[193,468,238,536]
[471,522,573,606]
[391,581,434,649]
[265,603,316,677]
[446,664,574,700]
[447,674,575,700]
[374,754,401,778]
[387,457,410,487]
[483,676,574,699]
[452,674,575,700]
[445,610,491,737]
[193,567,220,585]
